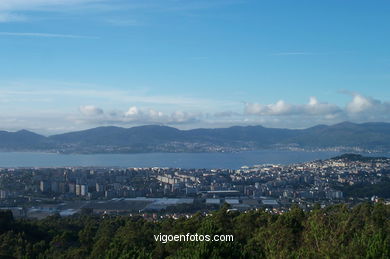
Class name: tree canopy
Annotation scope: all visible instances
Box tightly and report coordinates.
[0,202,389,258]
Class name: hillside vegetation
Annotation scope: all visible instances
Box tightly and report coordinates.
[0,203,389,258]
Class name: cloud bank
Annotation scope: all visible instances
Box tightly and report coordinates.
[73,92,390,132]
[0,86,389,134]
[244,93,390,125]
[245,97,341,117]
[79,105,201,126]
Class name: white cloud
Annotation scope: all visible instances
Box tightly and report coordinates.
[125,106,140,117]
[170,111,199,124]
[245,97,340,117]
[123,106,199,124]
[148,109,165,120]
[79,105,104,116]
[78,105,200,126]
[244,93,390,127]
[346,93,376,113]
[245,100,296,116]
[306,97,341,115]
[343,93,390,122]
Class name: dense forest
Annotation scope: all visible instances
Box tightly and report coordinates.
[0,203,389,258]
[338,178,390,199]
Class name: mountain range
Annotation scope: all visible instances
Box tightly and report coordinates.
[1,122,390,153]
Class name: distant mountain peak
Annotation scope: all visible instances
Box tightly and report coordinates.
[15,129,44,137]
[16,129,35,133]
[334,121,357,127]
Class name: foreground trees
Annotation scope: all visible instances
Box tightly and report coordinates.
[0,202,389,258]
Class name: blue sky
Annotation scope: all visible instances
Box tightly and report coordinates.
[0,0,389,134]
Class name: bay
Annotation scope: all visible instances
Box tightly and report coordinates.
[0,150,370,169]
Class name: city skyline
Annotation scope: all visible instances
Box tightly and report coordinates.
[1,0,390,133]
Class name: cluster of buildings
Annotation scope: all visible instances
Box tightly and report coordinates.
[1,155,389,218]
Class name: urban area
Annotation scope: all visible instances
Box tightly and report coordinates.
[1,154,389,219]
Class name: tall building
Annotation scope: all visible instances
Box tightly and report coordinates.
[40,181,50,193]
[75,184,81,196]
[80,184,88,196]
[96,183,105,192]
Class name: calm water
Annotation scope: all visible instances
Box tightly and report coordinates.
[0,150,367,169]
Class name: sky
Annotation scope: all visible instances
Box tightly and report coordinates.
[0,0,390,134]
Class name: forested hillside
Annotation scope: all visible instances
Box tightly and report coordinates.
[0,203,389,258]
